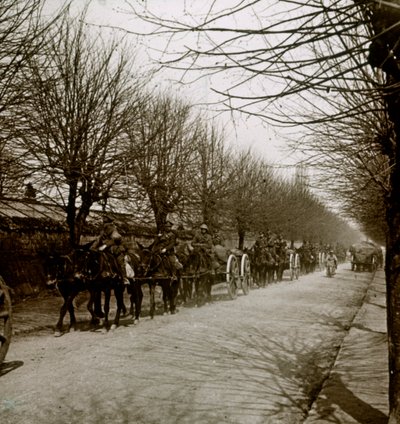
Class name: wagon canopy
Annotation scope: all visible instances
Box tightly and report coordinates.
[350,241,380,256]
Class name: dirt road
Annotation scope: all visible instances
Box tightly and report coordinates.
[0,266,383,423]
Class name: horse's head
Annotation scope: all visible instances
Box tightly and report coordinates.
[45,251,78,288]
[125,249,145,277]
[186,246,212,273]
[134,244,156,276]
[175,241,193,265]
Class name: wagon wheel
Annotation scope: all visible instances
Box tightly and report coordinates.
[295,254,300,280]
[289,253,295,281]
[240,254,251,295]
[0,276,12,364]
[226,254,239,300]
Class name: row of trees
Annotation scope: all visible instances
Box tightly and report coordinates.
[123,0,400,420]
[0,3,360,250]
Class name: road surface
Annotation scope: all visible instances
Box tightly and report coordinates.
[0,265,383,423]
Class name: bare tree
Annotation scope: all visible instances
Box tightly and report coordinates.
[125,92,196,231]
[9,12,144,246]
[222,151,267,249]
[0,0,62,196]
[123,2,400,418]
[187,121,235,230]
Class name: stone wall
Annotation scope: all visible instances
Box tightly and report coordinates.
[0,229,70,298]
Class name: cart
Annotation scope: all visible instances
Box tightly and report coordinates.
[0,276,12,364]
[350,242,380,272]
[215,248,252,300]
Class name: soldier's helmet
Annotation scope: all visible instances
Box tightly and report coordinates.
[200,223,208,231]
[165,221,174,228]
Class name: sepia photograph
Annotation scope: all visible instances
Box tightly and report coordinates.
[0,1,395,423]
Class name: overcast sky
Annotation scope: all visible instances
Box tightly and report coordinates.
[45,0,304,177]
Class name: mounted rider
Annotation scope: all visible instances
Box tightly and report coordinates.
[325,250,338,270]
[254,231,267,250]
[192,223,214,253]
[91,214,129,285]
[152,220,183,280]
[212,229,224,247]
[191,223,219,269]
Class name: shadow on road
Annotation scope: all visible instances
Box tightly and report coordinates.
[0,360,24,378]
[312,373,387,424]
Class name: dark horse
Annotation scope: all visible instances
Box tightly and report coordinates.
[136,244,179,318]
[249,244,273,287]
[175,241,195,303]
[274,245,289,282]
[46,245,126,336]
[299,247,315,274]
[123,251,144,325]
[179,244,214,306]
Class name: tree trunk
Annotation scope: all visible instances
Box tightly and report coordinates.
[366,3,400,420]
[385,88,400,424]
[66,180,78,248]
[238,231,245,250]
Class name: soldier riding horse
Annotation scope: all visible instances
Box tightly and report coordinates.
[46,244,126,335]
[135,243,179,318]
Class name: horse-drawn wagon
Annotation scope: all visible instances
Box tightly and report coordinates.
[217,247,251,299]
[178,243,252,304]
[350,241,381,272]
[0,276,12,364]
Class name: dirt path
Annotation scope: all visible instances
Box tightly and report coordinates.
[0,266,380,423]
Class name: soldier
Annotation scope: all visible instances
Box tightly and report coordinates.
[92,215,129,285]
[152,221,182,279]
[325,250,338,273]
[212,229,224,247]
[254,231,267,250]
[192,223,214,253]
[192,223,219,271]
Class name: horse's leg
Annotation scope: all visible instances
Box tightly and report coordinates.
[131,283,143,324]
[149,283,156,319]
[54,282,75,336]
[103,288,111,329]
[178,277,186,304]
[262,266,267,286]
[127,283,134,316]
[277,264,282,282]
[169,279,179,314]
[55,297,70,336]
[87,290,100,326]
[67,297,78,332]
[204,274,212,303]
[162,281,169,315]
[120,281,128,316]
[111,284,124,330]
[194,276,201,306]
[266,266,273,285]
[94,291,104,318]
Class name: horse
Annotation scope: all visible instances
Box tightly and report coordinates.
[123,251,144,325]
[183,245,214,306]
[248,245,269,287]
[298,246,315,274]
[274,245,289,282]
[45,249,86,336]
[175,241,195,304]
[135,244,179,318]
[265,246,277,284]
[85,249,126,330]
[46,245,126,335]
